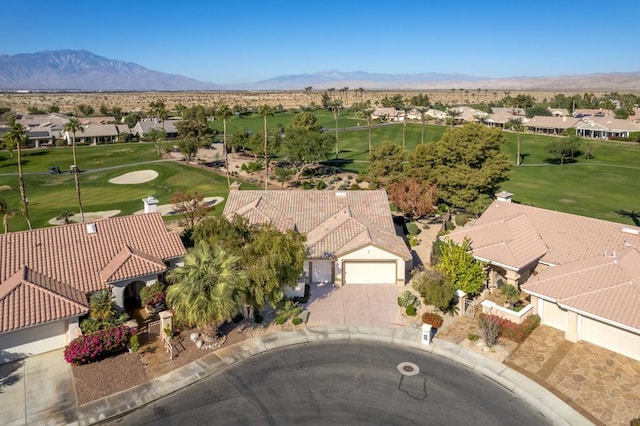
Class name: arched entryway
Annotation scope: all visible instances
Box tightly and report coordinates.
[124,280,145,310]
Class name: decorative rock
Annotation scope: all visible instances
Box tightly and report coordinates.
[190,332,200,342]
[196,339,204,348]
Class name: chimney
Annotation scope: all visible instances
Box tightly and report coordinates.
[86,223,97,234]
[142,196,159,213]
[495,191,513,203]
[230,181,242,191]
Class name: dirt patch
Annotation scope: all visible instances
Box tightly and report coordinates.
[72,351,148,405]
[48,210,121,225]
[109,170,159,184]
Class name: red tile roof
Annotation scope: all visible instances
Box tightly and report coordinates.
[224,190,411,260]
[0,267,89,333]
[0,213,186,332]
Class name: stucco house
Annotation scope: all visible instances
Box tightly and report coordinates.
[132,118,180,139]
[0,213,186,363]
[446,192,640,360]
[371,108,401,122]
[223,190,412,291]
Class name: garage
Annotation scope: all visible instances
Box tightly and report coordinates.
[0,320,68,363]
[343,261,396,285]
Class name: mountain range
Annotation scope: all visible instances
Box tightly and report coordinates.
[1,50,638,91]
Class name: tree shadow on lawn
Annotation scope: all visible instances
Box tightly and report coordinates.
[615,209,640,226]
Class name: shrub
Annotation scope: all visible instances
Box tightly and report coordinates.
[129,334,140,352]
[275,316,287,325]
[421,312,443,328]
[630,417,640,426]
[140,281,166,311]
[316,180,325,190]
[478,314,541,343]
[500,284,520,307]
[64,325,134,365]
[422,223,430,230]
[454,214,470,227]
[406,222,420,236]
[240,161,264,173]
[350,183,361,190]
[338,183,349,190]
[407,234,419,247]
[80,311,129,334]
[292,317,303,326]
[478,315,501,347]
[467,333,479,342]
[412,270,455,312]
[445,220,455,231]
[405,306,417,316]
[438,203,449,213]
[397,290,420,308]
[303,181,312,190]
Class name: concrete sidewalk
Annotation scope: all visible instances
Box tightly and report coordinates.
[0,349,77,426]
[35,325,589,426]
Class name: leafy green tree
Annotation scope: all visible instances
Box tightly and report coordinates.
[447,108,462,128]
[366,141,404,185]
[525,105,553,118]
[282,112,333,179]
[124,113,141,129]
[614,108,630,119]
[548,135,583,165]
[145,128,167,157]
[167,242,248,338]
[274,166,293,188]
[436,238,486,296]
[412,269,455,312]
[175,118,214,142]
[193,215,251,253]
[48,104,60,113]
[406,123,511,213]
[178,139,200,161]
[4,120,31,229]
[76,104,94,116]
[241,224,307,314]
[171,191,212,229]
[506,117,525,165]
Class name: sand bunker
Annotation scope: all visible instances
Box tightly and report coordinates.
[134,196,224,216]
[109,170,159,184]
[48,210,121,225]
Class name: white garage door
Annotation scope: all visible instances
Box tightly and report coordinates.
[311,261,332,283]
[0,321,67,363]
[344,261,396,285]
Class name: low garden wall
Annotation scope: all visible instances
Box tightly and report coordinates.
[480,300,533,324]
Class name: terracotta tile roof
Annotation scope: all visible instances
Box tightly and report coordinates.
[224,190,411,260]
[0,213,186,295]
[0,267,89,333]
[100,246,167,283]
[465,200,640,266]
[447,213,549,269]
[522,248,640,331]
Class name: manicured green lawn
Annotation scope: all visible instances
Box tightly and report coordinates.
[0,161,257,231]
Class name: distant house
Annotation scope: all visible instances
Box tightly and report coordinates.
[0,213,186,363]
[523,116,579,135]
[224,190,412,292]
[574,117,640,139]
[426,108,447,121]
[371,108,401,122]
[490,107,526,117]
[16,113,71,147]
[573,108,613,119]
[446,192,640,361]
[133,118,180,139]
[63,124,131,145]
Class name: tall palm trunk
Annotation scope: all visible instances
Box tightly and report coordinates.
[367,118,372,154]
[263,116,268,191]
[16,143,31,230]
[334,108,339,158]
[71,132,85,222]
[223,119,231,189]
[516,131,521,166]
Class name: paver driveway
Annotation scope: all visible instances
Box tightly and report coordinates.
[305,283,403,328]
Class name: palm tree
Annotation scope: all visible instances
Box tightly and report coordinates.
[330,100,343,158]
[257,104,274,191]
[304,86,313,107]
[507,117,525,165]
[357,87,365,104]
[89,289,116,322]
[166,242,247,339]
[149,101,168,131]
[216,104,233,189]
[362,108,374,154]
[400,104,411,151]
[6,121,31,229]
[342,87,349,106]
[447,108,462,128]
[64,117,85,222]
[416,107,428,144]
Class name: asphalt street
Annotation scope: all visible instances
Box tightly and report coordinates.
[107,341,549,425]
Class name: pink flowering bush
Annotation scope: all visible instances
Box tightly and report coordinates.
[140,281,167,311]
[64,325,135,365]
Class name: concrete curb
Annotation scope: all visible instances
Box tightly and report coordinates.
[75,325,592,425]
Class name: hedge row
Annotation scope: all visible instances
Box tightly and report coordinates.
[479,314,540,343]
[64,325,135,365]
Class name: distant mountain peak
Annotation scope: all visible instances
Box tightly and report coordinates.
[0,49,220,91]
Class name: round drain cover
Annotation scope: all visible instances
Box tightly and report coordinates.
[397,362,419,376]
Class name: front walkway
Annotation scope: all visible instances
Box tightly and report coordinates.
[507,325,640,426]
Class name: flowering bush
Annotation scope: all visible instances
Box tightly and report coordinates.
[64,325,135,365]
[477,314,540,343]
[140,281,166,311]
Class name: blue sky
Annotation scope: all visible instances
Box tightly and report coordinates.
[2,0,639,84]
